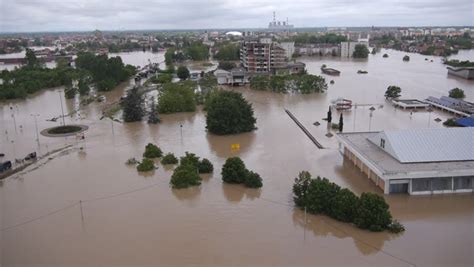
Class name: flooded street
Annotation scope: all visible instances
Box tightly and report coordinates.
[1,49,473,267]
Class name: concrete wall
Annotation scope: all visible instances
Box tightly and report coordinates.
[343,147,387,193]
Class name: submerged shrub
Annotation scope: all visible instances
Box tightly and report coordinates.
[170,164,201,189]
[143,143,163,158]
[292,171,401,233]
[354,193,392,232]
[198,158,214,173]
[161,153,179,164]
[244,171,263,188]
[222,157,247,184]
[137,158,155,172]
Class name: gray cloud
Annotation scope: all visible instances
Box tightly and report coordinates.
[0,0,472,32]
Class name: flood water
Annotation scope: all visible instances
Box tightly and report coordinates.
[0,49,473,267]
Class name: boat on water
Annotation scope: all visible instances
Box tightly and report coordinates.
[331,98,353,110]
[321,67,341,76]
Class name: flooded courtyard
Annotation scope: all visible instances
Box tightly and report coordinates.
[0,49,473,267]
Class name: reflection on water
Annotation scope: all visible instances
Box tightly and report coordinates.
[1,50,473,267]
[292,208,394,256]
[172,186,202,202]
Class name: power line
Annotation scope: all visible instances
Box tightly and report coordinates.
[1,179,416,266]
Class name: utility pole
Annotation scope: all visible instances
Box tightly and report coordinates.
[58,90,66,126]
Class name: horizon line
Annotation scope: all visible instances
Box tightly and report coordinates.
[1,25,473,35]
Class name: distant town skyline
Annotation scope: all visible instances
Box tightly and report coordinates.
[0,0,473,33]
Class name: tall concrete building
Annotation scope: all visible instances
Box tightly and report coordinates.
[240,39,286,73]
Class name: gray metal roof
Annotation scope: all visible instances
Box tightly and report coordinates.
[368,128,474,163]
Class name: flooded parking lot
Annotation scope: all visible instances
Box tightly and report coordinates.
[0,49,473,267]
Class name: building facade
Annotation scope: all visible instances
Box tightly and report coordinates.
[240,39,286,74]
[337,128,474,195]
[340,41,369,58]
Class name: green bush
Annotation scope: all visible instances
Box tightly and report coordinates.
[198,158,214,173]
[158,81,197,114]
[292,171,402,232]
[161,153,179,164]
[354,193,392,232]
[206,91,256,135]
[180,152,200,169]
[137,158,155,172]
[244,171,263,188]
[177,66,190,80]
[221,157,248,184]
[222,157,263,188]
[143,143,163,158]
[443,118,459,127]
[385,85,401,99]
[330,188,359,222]
[448,88,465,99]
[292,171,312,207]
[170,164,201,189]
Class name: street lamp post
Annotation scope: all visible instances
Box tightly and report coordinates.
[30,113,40,144]
[427,107,434,128]
[58,90,66,126]
[368,106,376,131]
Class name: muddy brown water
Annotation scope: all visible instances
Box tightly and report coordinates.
[0,49,473,267]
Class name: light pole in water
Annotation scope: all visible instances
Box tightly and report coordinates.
[368,106,376,131]
[427,107,433,128]
[57,90,66,126]
[30,113,40,144]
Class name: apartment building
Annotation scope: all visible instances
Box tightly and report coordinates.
[240,39,286,74]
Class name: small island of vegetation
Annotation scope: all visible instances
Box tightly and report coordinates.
[293,171,404,233]
[222,157,263,188]
[170,152,214,189]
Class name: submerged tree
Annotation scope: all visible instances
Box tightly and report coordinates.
[384,85,401,99]
[177,66,190,80]
[327,106,332,123]
[352,44,370,58]
[147,97,161,124]
[206,91,256,135]
[448,88,465,99]
[122,87,144,122]
[338,113,343,132]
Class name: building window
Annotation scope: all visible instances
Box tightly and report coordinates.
[380,138,385,148]
[454,176,473,190]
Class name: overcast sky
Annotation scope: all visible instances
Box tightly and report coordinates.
[0,0,473,32]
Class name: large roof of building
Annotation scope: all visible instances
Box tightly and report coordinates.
[368,128,473,163]
[337,129,474,179]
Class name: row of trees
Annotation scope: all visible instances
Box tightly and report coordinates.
[293,171,404,233]
[214,43,240,61]
[250,74,328,94]
[290,33,348,45]
[164,42,210,66]
[0,49,83,99]
[75,52,137,91]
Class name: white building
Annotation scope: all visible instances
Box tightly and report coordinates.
[337,128,474,195]
[279,42,295,60]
